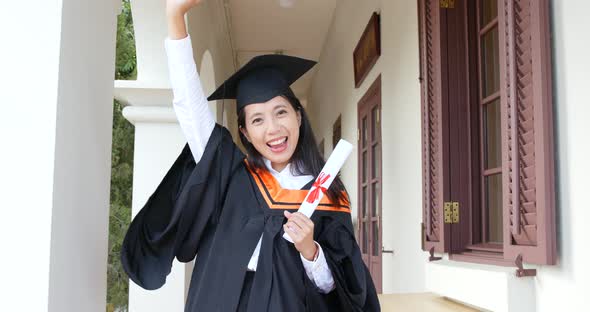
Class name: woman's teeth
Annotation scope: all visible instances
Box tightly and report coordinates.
[267,137,287,147]
[267,137,288,153]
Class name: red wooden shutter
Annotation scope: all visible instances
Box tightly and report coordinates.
[499,0,556,265]
[419,0,450,253]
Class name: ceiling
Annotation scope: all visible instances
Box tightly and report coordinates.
[227,0,338,101]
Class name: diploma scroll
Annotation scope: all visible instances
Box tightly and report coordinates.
[283,139,353,242]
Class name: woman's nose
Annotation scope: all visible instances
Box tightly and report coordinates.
[267,117,281,134]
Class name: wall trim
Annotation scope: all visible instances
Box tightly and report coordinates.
[426,259,536,312]
[122,106,177,125]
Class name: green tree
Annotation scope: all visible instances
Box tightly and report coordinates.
[108,1,136,311]
[115,0,137,81]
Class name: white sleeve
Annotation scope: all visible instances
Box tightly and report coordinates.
[300,242,336,294]
[165,34,215,163]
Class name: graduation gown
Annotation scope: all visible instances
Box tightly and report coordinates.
[121,124,381,312]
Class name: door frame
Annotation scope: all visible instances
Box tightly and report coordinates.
[357,75,383,292]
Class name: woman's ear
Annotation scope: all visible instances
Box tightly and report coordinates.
[297,110,302,127]
[240,126,251,143]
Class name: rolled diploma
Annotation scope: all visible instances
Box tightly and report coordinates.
[283,139,353,242]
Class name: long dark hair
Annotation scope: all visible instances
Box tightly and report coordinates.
[237,91,348,205]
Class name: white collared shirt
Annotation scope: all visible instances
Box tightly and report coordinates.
[165,34,335,293]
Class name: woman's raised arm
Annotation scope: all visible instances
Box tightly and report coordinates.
[166,0,202,39]
[165,0,215,163]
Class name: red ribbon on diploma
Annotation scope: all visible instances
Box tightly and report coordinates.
[306,172,331,203]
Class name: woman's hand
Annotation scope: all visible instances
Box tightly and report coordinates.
[166,0,203,17]
[166,0,204,39]
[283,211,318,261]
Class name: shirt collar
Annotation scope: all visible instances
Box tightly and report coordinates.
[263,158,291,176]
[262,158,314,190]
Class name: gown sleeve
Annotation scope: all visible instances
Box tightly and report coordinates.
[307,215,381,311]
[121,124,244,290]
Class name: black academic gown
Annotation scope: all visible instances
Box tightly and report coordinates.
[121,124,380,312]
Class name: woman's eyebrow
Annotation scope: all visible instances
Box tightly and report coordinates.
[249,112,263,120]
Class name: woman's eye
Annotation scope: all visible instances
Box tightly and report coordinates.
[252,118,262,125]
[277,110,288,116]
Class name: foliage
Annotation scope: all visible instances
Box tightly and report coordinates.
[108,0,137,311]
[115,0,137,81]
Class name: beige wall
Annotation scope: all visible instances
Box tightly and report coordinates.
[308,0,424,293]
[538,0,590,310]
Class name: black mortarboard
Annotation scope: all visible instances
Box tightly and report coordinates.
[206,54,317,112]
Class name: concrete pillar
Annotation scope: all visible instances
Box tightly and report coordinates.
[114,85,190,312]
[113,0,229,309]
[0,0,118,311]
[114,0,195,309]
[129,0,172,87]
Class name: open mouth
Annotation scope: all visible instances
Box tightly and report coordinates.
[266,136,288,153]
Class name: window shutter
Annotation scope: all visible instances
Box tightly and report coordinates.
[419,0,450,253]
[499,0,556,265]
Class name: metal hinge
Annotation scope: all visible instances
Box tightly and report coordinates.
[440,0,455,8]
[444,201,459,224]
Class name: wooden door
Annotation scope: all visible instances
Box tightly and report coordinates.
[357,76,382,292]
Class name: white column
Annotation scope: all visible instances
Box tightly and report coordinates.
[115,83,192,312]
[115,1,224,309]
[0,0,118,311]
[129,0,172,87]
[115,1,191,311]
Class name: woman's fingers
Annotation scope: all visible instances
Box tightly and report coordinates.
[285,220,303,235]
[284,213,318,259]
[284,224,302,241]
[287,219,309,237]
[284,212,315,245]
[287,213,314,233]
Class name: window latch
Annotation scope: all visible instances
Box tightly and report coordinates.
[515,254,537,277]
[429,247,442,262]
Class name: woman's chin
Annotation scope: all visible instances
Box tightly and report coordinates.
[262,150,293,168]
[265,155,290,165]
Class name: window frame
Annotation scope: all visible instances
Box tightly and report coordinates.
[419,0,557,267]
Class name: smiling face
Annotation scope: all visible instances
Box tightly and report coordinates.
[239,95,301,172]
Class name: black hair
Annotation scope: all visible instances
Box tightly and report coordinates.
[237,91,348,205]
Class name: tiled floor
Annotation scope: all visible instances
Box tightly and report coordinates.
[378,293,482,312]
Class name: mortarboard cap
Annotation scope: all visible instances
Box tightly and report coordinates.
[207,54,316,112]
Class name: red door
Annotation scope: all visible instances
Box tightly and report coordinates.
[357,76,382,292]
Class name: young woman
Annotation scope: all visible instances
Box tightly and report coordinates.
[121,0,380,311]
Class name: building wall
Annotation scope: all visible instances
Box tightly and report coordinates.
[308,0,424,293]
[538,0,590,310]
[309,0,590,309]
